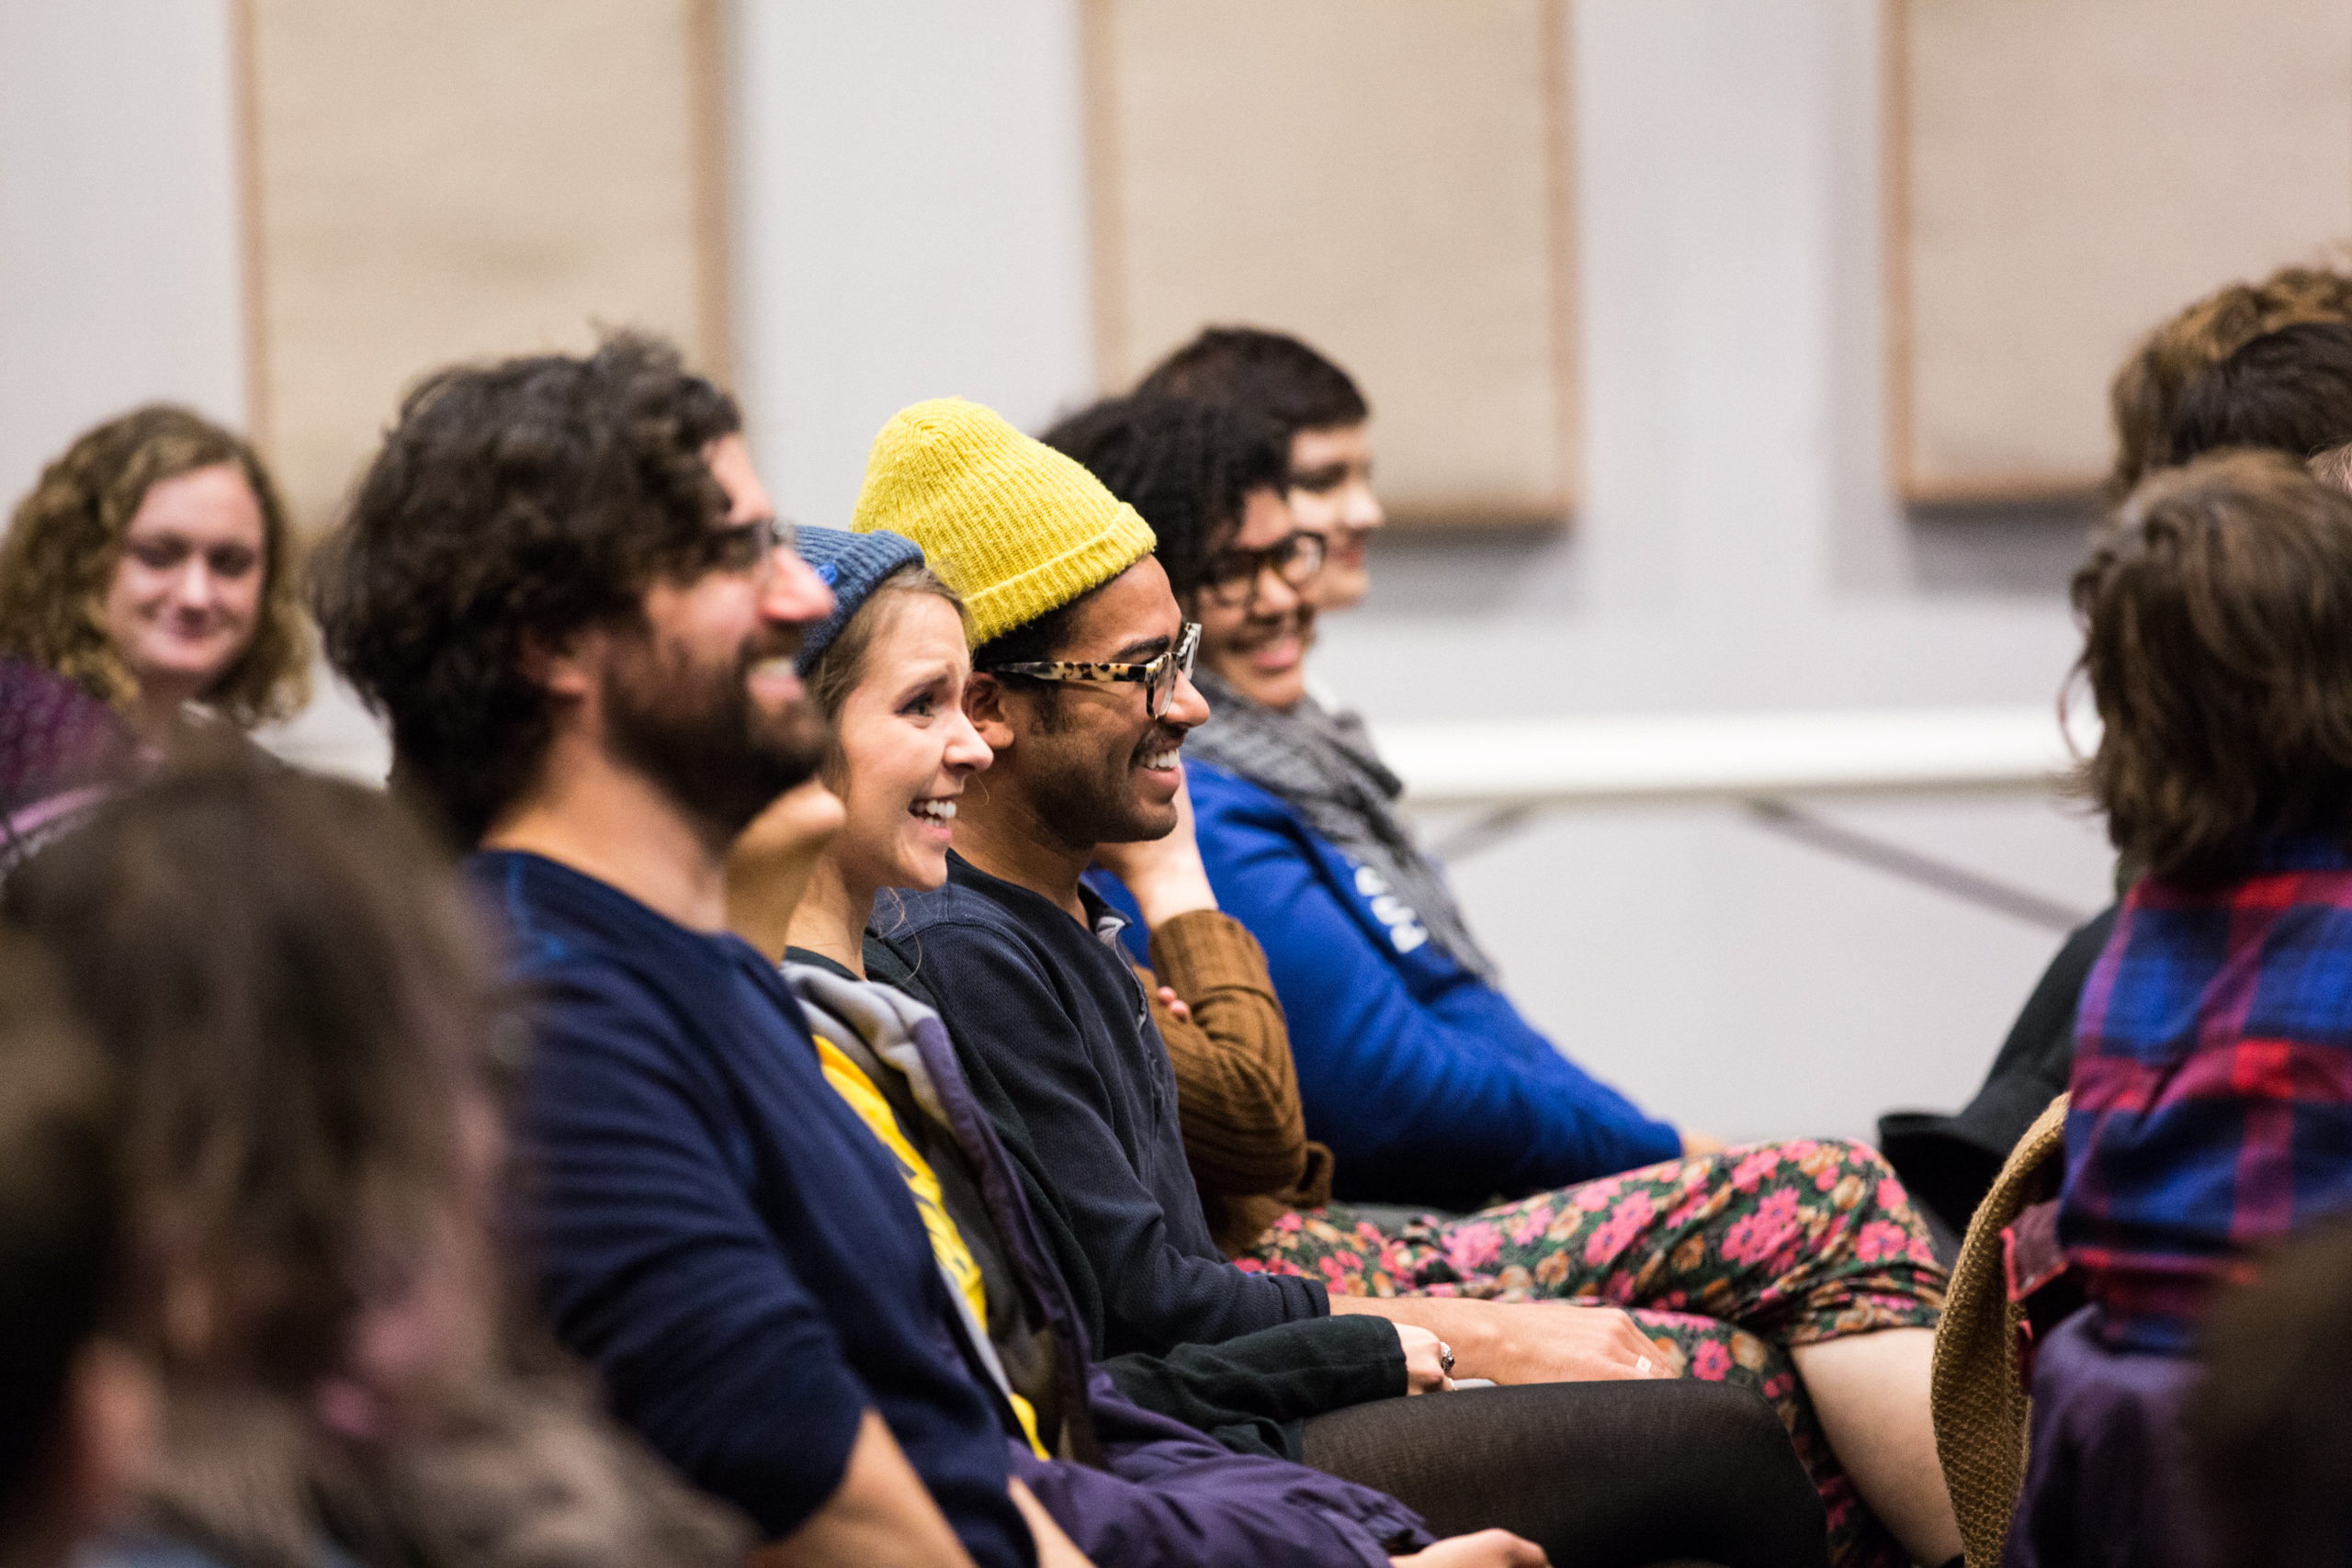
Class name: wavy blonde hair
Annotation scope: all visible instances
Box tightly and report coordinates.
[0,405,309,726]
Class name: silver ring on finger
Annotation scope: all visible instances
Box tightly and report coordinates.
[1634,1353,1654,1375]
[1439,1342,1455,1377]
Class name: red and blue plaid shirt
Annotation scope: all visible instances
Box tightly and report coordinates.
[2062,835,2352,1353]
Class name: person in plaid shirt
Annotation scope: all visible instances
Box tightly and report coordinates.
[2058,449,2352,1354]
[2010,447,2352,1568]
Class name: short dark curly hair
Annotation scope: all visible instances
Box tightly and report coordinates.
[2168,321,2352,468]
[1040,392,1288,601]
[313,334,741,843]
[2068,448,2352,886]
[1134,327,1370,445]
[2108,265,2352,501]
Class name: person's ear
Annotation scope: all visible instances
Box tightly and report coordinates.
[963,672,1019,754]
[519,626,599,700]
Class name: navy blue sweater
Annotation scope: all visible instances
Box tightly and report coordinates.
[890,854,1328,1357]
[468,852,1032,1566]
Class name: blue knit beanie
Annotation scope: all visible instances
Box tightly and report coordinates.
[792,525,929,674]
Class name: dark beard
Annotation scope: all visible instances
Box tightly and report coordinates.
[602,631,830,842]
[1024,723,1181,854]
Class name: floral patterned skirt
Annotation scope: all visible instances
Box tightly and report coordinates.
[1239,1138,1948,1568]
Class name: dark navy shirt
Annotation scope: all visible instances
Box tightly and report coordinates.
[891,853,1327,1358]
[467,851,1031,1566]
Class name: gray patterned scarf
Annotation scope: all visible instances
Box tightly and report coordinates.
[1185,669,1498,981]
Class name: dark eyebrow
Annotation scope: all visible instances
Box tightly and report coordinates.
[1110,634,1171,662]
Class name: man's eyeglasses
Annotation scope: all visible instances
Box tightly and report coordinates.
[1201,531,1327,607]
[696,515,800,577]
[987,622,1201,720]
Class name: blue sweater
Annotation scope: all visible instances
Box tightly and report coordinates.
[1099,762,1680,1210]
[467,852,1032,1566]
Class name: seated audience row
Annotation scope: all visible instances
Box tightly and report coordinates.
[0,328,1963,1567]
[2004,451,2352,1567]
[111,298,2352,1566]
[17,270,2352,1568]
[316,339,1623,1568]
[842,394,1952,1567]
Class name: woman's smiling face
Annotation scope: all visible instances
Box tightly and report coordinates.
[833,591,993,895]
[102,462,267,708]
[1194,486,1316,711]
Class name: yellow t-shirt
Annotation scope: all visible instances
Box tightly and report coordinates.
[813,1033,1050,1459]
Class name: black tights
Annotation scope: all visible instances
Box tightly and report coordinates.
[1302,1381,1829,1568]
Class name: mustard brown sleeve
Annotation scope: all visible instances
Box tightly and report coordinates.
[1140,909,1335,1257]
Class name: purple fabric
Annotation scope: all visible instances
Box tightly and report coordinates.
[2064,840,2352,1352]
[899,1011,1431,1565]
[2004,1305,2213,1568]
[1011,1364,1420,1568]
[0,659,136,879]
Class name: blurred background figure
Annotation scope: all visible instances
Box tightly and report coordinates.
[0,407,309,748]
[4,763,746,1568]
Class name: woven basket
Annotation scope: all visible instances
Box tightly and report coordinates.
[1929,1092,2069,1568]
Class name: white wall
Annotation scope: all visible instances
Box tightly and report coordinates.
[1320,0,2113,1141]
[729,0,1098,533]
[0,0,390,780]
[727,0,2113,1143]
[0,0,246,499]
[3,0,2111,1142]
[1324,0,2089,719]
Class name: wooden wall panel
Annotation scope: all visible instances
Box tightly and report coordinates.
[237,0,728,529]
[1888,0,2352,502]
[1085,0,1576,527]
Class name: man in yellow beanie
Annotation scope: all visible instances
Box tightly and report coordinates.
[850,400,1820,1566]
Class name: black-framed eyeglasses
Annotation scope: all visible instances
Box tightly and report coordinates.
[987,622,1201,720]
[1201,530,1326,607]
[695,515,800,577]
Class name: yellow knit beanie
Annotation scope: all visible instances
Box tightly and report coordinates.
[851,397,1157,648]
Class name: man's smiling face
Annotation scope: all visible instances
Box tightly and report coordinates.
[992,555,1209,852]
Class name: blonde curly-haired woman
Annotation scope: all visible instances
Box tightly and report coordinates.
[0,405,309,744]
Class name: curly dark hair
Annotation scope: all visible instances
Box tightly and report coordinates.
[2067,448,2352,886]
[2108,265,2352,501]
[1040,393,1289,603]
[313,333,741,844]
[2168,321,2352,468]
[0,404,310,726]
[1134,327,1370,446]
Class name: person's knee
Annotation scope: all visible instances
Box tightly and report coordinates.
[1675,1384,1817,1509]
[1677,1382,1793,1458]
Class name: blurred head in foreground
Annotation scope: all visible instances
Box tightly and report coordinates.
[0,934,144,1568]
[6,763,503,1426]
[2069,448,2352,887]
[5,761,749,1566]
[0,406,309,742]
[1136,327,1384,609]
[2192,1214,2352,1568]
